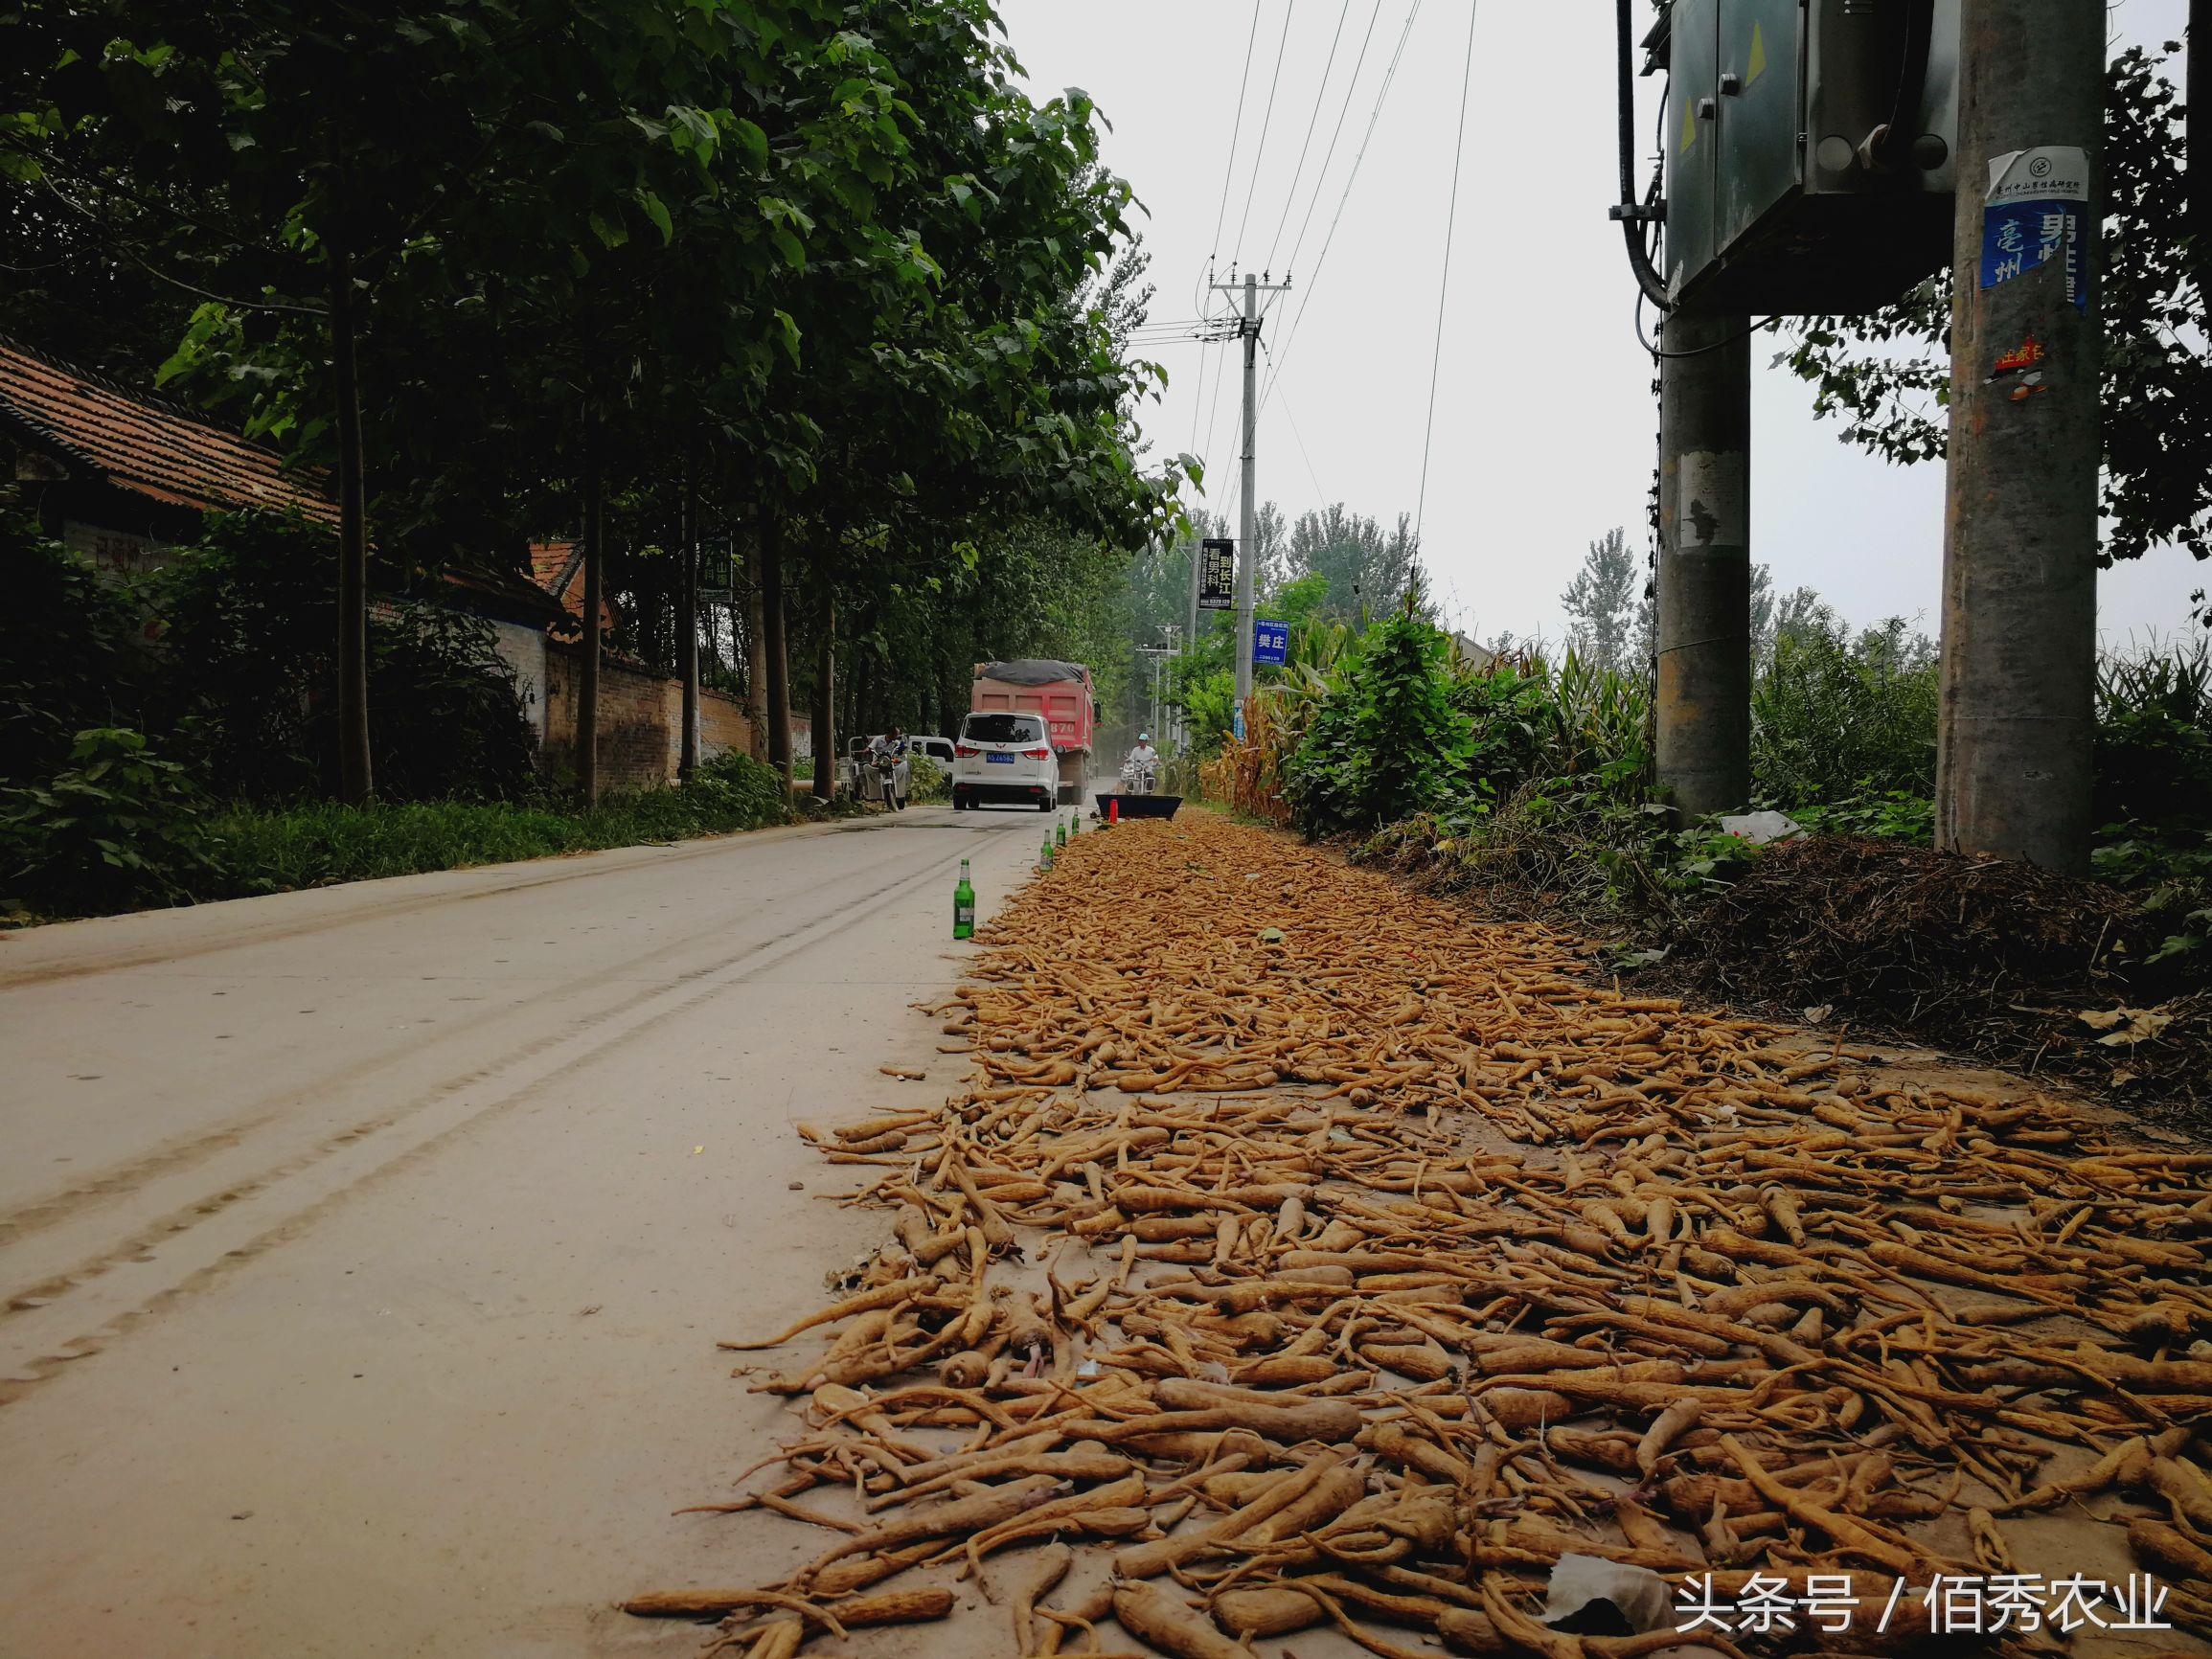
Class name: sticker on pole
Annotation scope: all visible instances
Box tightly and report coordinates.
[1978,146,2089,311]
[1197,539,1235,611]
[1253,619,1289,667]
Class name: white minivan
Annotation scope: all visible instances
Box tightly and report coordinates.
[950,712,1060,812]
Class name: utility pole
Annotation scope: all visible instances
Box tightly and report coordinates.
[677,451,699,783]
[1654,312,1752,818]
[1212,270,1290,707]
[1934,0,2103,872]
[1185,532,1201,672]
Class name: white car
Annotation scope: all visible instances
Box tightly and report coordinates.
[910,735,956,767]
[950,712,1060,812]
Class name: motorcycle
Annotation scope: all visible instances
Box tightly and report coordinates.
[873,747,908,810]
[1119,755,1157,797]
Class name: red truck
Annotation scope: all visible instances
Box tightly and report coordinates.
[971,659,1098,806]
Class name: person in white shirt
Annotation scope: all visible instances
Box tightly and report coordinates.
[1126,734,1159,790]
[868,729,909,808]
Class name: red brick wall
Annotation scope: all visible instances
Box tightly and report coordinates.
[539,640,800,789]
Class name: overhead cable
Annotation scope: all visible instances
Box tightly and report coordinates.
[1415,0,1477,543]
[1279,0,1387,284]
[1231,1,1299,262]
[1208,1,1266,265]
[1260,0,1424,415]
[1263,0,1354,276]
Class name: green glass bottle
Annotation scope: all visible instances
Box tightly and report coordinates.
[1069,812,1081,838]
[1039,833,1055,872]
[1056,819,1068,851]
[953,858,975,940]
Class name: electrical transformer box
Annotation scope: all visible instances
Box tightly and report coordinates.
[1656,0,1959,313]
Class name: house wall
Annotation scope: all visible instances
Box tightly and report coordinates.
[489,620,551,745]
[61,517,171,578]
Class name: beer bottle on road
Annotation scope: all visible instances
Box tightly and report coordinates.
[953,859,975,940]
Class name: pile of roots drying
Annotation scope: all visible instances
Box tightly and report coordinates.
[629,813,2212,1659]
[1673,837,2209,1114]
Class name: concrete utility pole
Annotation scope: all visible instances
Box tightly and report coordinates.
[676,454,699,783]
[1654,312,1753,818]
[1185,532,1201,673]
[1212,270,1290,706]
[1934,0,2104,872]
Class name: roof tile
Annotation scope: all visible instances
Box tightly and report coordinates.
[0,338,337,525]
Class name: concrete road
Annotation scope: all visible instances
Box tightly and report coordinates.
[0,802,1056,1657]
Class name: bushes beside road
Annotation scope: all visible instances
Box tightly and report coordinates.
[3,746,798,924]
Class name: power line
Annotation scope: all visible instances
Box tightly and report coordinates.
[1232,0,1298,263]
[1259,0,1424,416]
[1208,2,1266,265]
[1415,0,1477,543]
[1187,325,1213,458]
[1279,0,1388,286]
[1264,0,1354,276]
[1199,327,1236,510]
[1260,336,1329,510]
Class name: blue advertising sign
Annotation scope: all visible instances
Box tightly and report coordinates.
[1978,146,2089,312]
[1253,619,1289,667]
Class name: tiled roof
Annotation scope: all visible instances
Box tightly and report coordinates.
[531,538,583,602]
[0,337,336,525]
[528,538,612,635]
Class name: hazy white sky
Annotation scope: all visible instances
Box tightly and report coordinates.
[997,0,2205,647]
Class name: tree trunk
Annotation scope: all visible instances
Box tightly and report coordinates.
[762,513,792,791]
[579,408,604,805]
[677,450,700,782]
[743,535,768,761]
[812,568,836,800]
[328,222,373,807]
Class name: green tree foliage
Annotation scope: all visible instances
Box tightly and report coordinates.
[0,0,1187,808]
[0,500,149,783]
[1783,44,2209,592]
[0,725,217,913]
[1561,528,1637,672]
[1281,505,1420,622]
[1574,528,1773,674]
[2095,638,2212,829]
[153,513,537,804]
[1286,592,1471,837]
[1751,615,1941,807]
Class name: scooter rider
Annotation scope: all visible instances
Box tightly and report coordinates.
[1126,733,1159,791]
[870,727,909,810]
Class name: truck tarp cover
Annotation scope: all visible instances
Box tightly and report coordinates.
[975,659,1085,686]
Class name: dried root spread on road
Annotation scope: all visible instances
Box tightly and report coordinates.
[629,812,2212,1658]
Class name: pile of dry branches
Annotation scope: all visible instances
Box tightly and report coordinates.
[629,814,2212,1658]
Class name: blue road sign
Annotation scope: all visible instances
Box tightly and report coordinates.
[1254,619,1289,667]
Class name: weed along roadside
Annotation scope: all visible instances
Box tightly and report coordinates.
[628,810,2212,1656]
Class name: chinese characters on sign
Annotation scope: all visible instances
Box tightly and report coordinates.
[1979,146,2089,312]
[1676,1572,2171,1639]
[1253,619,1289,667]
[1197,538,1235,611]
